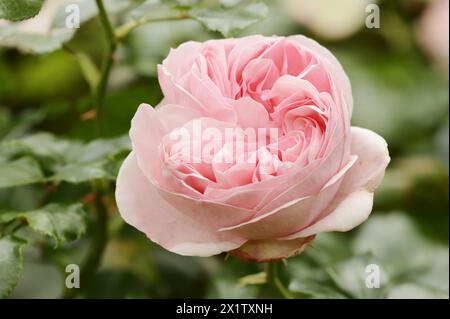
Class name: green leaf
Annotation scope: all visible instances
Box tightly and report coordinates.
[0,157,45,189]
[325,253,389,299]
[352,212,449,295]
[352,213,427,267]
[0,0,80,54]
[386,283,448,299]
[1,133,131,184]
[0,0,81,54]
[53,162,114,183]
[0,0,148,54]
[0,30,75,54]
[1,132,74,161]
[126,0,182,23]
[0,236,26,298]
[287,258,348,299]
[206,257,260,298]
[0,108,47,141]
[286,212,449,299]
[190,1,268,37]
[0,0,44,21]
[65,135,131,163]
[0,203,87,247]
[50,135,131,183]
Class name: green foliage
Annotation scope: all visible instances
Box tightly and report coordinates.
[0,236,26,298]
[129,0,181,20]
[0,133,131,184]
[0,157,44,189]
[0,202,86,299]
[286,213,449,299]
[0,0,269,54]
[0,0,44,21]
[191,1,268,37]
[0,0,147,54]
[0,203,87,247]
[0,31,75,54]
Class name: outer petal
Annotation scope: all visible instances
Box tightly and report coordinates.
[339,126,391,192]
[281,190,374,239]
[129,103,167,186]
[230,236,315,262]
[160,41,203,78]
[115,153,246,256]
[281,127,390,240]
[131,105,256,228]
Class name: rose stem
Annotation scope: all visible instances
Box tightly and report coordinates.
[63,0,115,298]
[94,0,117,136]
[64,188,108,298]
[266,261,294,299]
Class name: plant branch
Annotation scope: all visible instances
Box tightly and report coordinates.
[115,11,191,40]
[64,190,108,299]
[95,0,117,136]
[266,262,294,299]
[63,2,114,299]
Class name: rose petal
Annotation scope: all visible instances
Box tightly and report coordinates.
[219,156,357,240]
[115,153,246,256]
[130,104,167,185]
[340,126,391,192]
[232,97,271,129]
[288,35,353,115]
[156,103,203,132]
[280,127,389,240]
[161,41,203,78]
[156,184,255,230]
[281,190,374,239]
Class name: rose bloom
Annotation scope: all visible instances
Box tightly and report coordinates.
[116,35,390,261]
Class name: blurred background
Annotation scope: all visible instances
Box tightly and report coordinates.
[0,0,448,299]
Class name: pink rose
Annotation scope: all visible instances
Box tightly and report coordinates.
[116,35,390,261]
